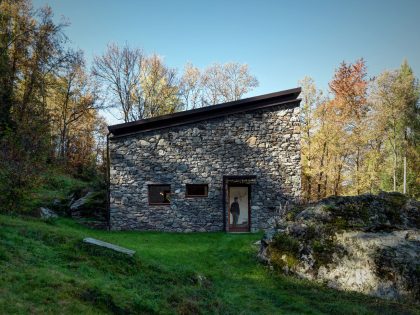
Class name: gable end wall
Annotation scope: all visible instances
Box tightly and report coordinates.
[109,102,301,232]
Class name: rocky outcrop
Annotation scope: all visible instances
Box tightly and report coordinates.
[39,207,58,219]
[39,188,108,229]
[68,190,108,229]
[70,191,95,211]
[67,190,105,217]
[259,192,419,302]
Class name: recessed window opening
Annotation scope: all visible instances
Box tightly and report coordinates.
[186,184,208,197]
[148,184,171,205]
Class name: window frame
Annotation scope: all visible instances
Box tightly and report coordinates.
[148,184,172,205]
[185,184,209,198]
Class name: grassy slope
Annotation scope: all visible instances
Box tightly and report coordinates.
[0,215,418,315]
[21,170,90,214]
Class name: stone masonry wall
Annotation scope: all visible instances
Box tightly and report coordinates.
[109,102,301,232]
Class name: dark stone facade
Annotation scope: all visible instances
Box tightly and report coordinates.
[109,102,301,232]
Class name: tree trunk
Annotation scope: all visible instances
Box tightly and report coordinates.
[60,124,67,161]
[317,142,327,200]
[393,149,397,191]
[307,176,312,202]
[334,165,342,196]
[403,127,408,195]
[356,147,360,195]
[324,174,328,198]
[403,155,407,194]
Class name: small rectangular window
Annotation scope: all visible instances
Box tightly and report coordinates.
[148,184,171,205]
[186,184,208,197]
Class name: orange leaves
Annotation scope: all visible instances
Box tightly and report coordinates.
[329,59,368,121]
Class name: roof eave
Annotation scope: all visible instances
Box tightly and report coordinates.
[108,87,301,137]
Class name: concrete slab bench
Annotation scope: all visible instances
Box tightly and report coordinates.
[83,237,135,256]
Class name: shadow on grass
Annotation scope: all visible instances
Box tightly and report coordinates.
[0,215,419,315]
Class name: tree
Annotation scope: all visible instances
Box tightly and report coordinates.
[139,54,180,118]
[0,0,69,212]
[178,62,259,109]
[329,59,369,195]
[311,99,349,199]
[359,100,386,194]
[201,62,258,105]
[179,63,203,110]
[48,50,101,165]
[93,44,180,121]
[298,76,324,201]
[65,110,103,177]
[396,60,419,195]
[299,59,419,200]
[220,62,259,102]
[371,71,401,191]
[303,59,370,200]
[371,61,419,196]
[92,43,144,122]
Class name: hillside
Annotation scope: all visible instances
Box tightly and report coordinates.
[0,215,419,314]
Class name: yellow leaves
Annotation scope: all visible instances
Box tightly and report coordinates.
[301,59,419,200]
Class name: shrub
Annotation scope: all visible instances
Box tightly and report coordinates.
[0,128,47,213]
[269,233,300,270]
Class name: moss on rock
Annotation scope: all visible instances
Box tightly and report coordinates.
[260,192,419,302]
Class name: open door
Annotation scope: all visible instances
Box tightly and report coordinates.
[228,184,250,232]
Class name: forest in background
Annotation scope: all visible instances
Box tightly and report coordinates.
[300,59,419,200]
[0,0,259,212]
[0,0,418,215]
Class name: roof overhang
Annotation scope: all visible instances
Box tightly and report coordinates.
[108,87,301,137]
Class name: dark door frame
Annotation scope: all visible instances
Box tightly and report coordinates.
[222,175,256,232]
[227,183,251,232]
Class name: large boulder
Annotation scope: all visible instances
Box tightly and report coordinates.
[259,192,419,302]
[68,190,106,219]
[39,207,58,219]
[70,191,95,211]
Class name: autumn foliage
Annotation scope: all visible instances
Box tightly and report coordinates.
[0,0,418,213]
[300,59,419,201]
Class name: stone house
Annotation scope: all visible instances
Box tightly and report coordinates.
[107,87,301,232]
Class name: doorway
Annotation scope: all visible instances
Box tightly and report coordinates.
[227,184,250,232]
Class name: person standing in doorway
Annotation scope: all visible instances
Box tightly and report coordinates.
[230,197,240,226]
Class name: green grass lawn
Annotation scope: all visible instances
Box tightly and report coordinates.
[0,215,418,315]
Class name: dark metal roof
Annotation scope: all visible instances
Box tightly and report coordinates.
[108,87,301,137]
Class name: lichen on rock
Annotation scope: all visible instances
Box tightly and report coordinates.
[259,192,419,302]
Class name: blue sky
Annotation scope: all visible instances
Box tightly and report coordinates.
[33,0,420,124]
